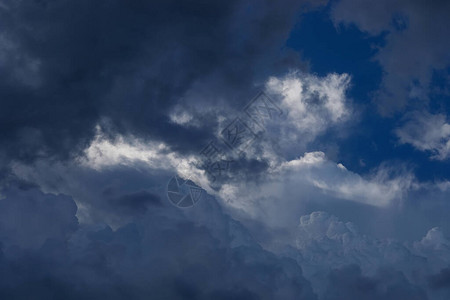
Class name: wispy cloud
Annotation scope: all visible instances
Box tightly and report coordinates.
[396,111,450,160]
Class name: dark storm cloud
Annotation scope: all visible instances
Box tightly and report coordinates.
[9,160,177,224]
[0,0,322,169]
[323,265,427,300]
[331,0,450,114]
[107,190,162,215]
[6,1,450,299]
[0,184,318,300]
[0,186,78,249]
[429,267,450,289]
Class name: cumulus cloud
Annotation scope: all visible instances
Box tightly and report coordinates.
[1,178,449,299]
[263,71,352,157]
[278,152,414,206]
[11,133,414,229]
[283,211,450,299]
[0,183,318,300]
[293,211,426,274]
[6,138,450,299]
[220,151,414,231]
[78,126,184,171]
[0,0,327,170]
[2,0,450,298]
[396,111,450,160]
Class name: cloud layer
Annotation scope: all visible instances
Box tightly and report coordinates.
[1,0,450,299]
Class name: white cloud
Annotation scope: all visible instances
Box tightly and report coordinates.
[77,126,206,179]
[223,151,413,215]
[168,104,197,126]
[264,71,351,153]
[267,72,350,123]
[396,111,450,160]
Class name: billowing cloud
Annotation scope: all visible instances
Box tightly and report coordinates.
[0,0,326,170]
[285,211,450,299]
[263,71,352,157]
[1,0,450,298]
[0,183,318,300]
[219,151,414,232]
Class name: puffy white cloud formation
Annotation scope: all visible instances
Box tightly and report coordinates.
[396,111,450,160]
[277,152,413,207]
[220,151,414,232]
[267,72,350,128]
[262,71,352,157]
[78,126,190,172]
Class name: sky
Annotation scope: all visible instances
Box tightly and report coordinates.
[0,0,450,299]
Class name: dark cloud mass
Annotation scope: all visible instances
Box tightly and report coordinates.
[0,185,317,300]
[324,265,427,300]
[0,0,313,166]
[1,0,450,299]
[429,267,450,290]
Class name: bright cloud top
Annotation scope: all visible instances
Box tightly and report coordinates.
[266,71,351,143]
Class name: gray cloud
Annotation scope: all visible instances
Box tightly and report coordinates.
[396,111,450,160]
[0,0,325,172]
[331,0,450,114]
[323,265,427,300]
[429,267,450,290]
[5,150,450,299]
[2,1,450,298]
[0,183,318,300]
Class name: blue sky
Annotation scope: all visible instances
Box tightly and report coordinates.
[288,5,450,182]
[1,0,450,299]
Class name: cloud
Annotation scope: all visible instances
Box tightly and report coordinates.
[267,72,351,125]
[78,126,183,171]
[263,71,352,157]
[396,111,450,160]
[429,267,450,290]
[0,186,78,250]
[0,183,318,300]
[6,140,450,299]
[220,151,414,231]
[284,211,450,299]
[13,129,414,230]
[1,178,448,300]
[0,0,327,171]
[3,1,450,298]
[331,0,450,114]
[323,265,427,300]
[279,153,414,206]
